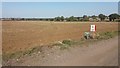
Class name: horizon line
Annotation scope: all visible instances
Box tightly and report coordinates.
[1,13,119,18]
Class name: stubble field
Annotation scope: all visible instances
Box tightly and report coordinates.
[2,21,119,55]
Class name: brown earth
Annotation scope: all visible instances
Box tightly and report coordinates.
[2,21,118,54]
[4,35,118,66]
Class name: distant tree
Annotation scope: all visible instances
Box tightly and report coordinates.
[54,16,61,21]
[91,15,97,19]
[60,16,64,21]
[98,14,106,21]
[11,18,15,20]
[50,18,54,21]
[73,17,78,21]
[21,18,25,20]
[65,17,70,21]
[76,17,80,21]
[83,15,89,21]
[109,13,120,21]
[69,16,78,21]
[69,16,74,21]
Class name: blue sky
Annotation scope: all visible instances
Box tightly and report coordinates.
[2,2,118,18]
[1,0,120,2]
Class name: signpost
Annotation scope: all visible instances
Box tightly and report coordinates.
[84,24,96,39]
[90,25,96,32]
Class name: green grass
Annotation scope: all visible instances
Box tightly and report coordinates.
[53,39,79,50]
[97,31,118,40]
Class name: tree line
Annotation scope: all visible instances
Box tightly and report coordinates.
[1,13,120,22]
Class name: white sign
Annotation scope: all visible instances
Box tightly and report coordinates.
[90,25,96,32]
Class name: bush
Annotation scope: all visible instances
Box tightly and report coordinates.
[104,32,113,38]
[99,31,117,39]
[62,40,72,45]
[58,39,75,50]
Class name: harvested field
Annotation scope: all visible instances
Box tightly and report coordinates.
[2,21,119,54]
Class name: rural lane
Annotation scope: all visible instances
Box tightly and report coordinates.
[11,36,118,66]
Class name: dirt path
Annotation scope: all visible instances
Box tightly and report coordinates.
[6,36,118,66]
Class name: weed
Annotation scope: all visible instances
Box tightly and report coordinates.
[62,40,73,45]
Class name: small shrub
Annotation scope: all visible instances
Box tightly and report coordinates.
[105,32,114,38]
[99,31,118,40]
[62,40,72,45]
[57,39,75,50]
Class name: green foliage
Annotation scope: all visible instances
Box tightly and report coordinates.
[99,31,118,39]
[54,16,61,21]
[62,40,72,45]
[98,14,106,21]
[54,40,75,50]
[83,15,89,21]
[61,16,64,21]
[104,32,113,38]
[91,15,97,19]
[54,16,64,21]
[66,16,78,21]
[5,13,120,22]
[109,13,120,21]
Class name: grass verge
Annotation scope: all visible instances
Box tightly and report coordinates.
[53,31,119,50]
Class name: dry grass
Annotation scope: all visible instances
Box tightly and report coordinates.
[2,21,119,55]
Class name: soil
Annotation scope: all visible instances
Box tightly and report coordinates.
[2,21,118,54]
[3,36,118,66]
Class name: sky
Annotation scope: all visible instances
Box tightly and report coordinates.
[2,2,118,18]
[1,0,120,2]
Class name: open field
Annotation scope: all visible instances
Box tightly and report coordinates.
[2,21,119,55]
